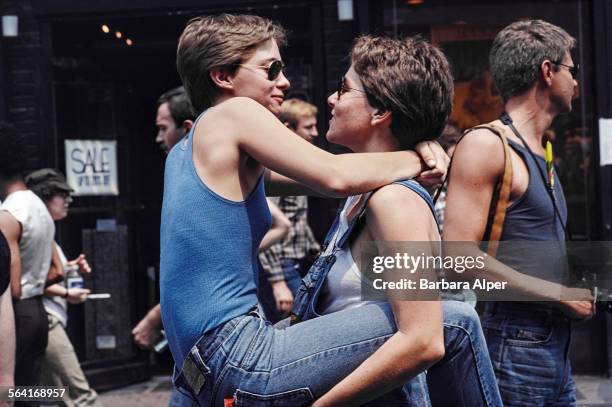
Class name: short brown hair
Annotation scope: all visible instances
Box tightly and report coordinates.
[177,14,287,113]
[490,19,576,102]
[279,98,318,129]
[351,35,453,149]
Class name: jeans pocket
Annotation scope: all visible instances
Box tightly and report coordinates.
[504,325,554,347]
[234,388,314,407]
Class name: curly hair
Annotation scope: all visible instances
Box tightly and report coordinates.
[350,35,454,149]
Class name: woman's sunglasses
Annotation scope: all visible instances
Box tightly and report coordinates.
[237,60,285,81]
[337,76,367,100]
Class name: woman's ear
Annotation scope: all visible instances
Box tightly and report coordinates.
[210,67,234,91]
[371,109,392,127]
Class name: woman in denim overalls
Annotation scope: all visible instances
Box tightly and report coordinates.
[289,37,502,406]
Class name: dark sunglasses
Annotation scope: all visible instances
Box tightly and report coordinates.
[337,76,367,100]
[237,60,285,81]
[552,61,579,79]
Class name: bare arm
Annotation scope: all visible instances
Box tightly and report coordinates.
[314,185,444,406]
[264,169,326,197]
[264,148,449,198]
[46,243,65,286]
[45,284,90,304]
[205,98,429,197]
[132,304,162,348]
[0,285,15,387]
[0,212,21,299]
[258,199,291,252]
[443,131,593,316]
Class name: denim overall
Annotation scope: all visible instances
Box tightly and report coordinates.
[291,179,435,323]
[291,179,503,407]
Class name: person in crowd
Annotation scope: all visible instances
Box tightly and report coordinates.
[133,88,291,350]
[26,168,99,407]
[294,34,501,406]
[133,86,197,350]
[443,19,594,406]
[258,98,321,320]
[155,86,195,153]
[161,13,451,406]
[133,86,197,349]
[0,229,15,403]
[0,122,55,392]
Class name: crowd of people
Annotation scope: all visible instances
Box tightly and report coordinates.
[0,12,595,407]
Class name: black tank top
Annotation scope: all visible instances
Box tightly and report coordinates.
[496,139,569,284]
[0,231,10,294]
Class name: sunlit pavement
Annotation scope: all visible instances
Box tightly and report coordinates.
[93,375,612,406]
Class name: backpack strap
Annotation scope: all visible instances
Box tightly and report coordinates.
[469,123,513,256]
[435,122,513,257]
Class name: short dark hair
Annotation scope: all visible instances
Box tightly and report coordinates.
[157,86,196,128]
[490,19,576,102]
[350,35,454,149]
[177,14,287,113]
[0,122,26,182]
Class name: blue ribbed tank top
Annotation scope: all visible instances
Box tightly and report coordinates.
[160,116,271,365]
[496,138,568,283]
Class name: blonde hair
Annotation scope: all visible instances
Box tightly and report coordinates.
[279,98,318,129]
[177,14,287,112]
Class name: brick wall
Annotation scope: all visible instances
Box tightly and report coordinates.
[2,0,49,171]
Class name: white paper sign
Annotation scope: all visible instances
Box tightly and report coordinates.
[599,118,612,167]
[65,140,119,196]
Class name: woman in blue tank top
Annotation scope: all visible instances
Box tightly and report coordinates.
[162,14,492,406]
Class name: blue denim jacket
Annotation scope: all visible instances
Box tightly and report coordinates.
[291,179,436,323]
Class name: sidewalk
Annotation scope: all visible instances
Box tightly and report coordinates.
[97,375,612,406]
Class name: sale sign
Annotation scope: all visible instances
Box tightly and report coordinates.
[65,140,119,196]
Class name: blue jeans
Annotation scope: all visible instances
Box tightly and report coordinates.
[482,302,576,407]
[428,301,502,406]
[174,301,501,406]
[379,300,502,407]
[168,388,195,407]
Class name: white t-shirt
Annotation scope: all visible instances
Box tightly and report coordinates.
[43,243,68,327]
[317,195,379,315]
[1,190,55,299]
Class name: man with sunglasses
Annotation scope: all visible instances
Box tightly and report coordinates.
[443,19,593,406]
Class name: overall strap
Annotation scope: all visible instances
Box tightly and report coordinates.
[336,192,375,249]
[393,179,437,223]
[336,179,439,249]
